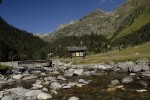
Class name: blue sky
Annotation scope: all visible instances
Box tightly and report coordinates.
[0,0,125,34]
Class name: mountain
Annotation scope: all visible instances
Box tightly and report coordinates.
[42,0,150,42]
[0,16,48,61]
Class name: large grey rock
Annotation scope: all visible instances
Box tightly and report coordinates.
[57,75,66,80]
[69,96,79,100]
[25,90,42,97]
[139,80,148,87]
[78,79,89,84]
[50,82,62,89]
[90,71,96,76]
[73,69,84,75]
[0,91,4,99]
[136,89,147,93]
[22,75,37,80]
[97,65,106,70]
[67,82,78,87]
[44,76,56,81]
[121,76,133,83]
[0,79,8,84]
[64,69,74,76]
[142,71,150,76]
[140,64,149,71]
[129,61,149,72]
[0,74,4,79]
[1,96,13,100]
[32,83,43,89]
[117,62,129,72]
[83,71,90,76]
[129,65,142,72]
[12,94,27,100]
[30,70,41,75]
[37,92,52,99]
[136,58,149,64]
[6,88,30,96]
[12,74,23,79]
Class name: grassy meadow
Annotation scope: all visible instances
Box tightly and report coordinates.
[62,42,150,64]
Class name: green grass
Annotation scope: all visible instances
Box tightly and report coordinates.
[114,14,150,40]
[0,64,13,70]
[62,42,150,64]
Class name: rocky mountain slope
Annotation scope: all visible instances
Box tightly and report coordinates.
[42,0,150,42]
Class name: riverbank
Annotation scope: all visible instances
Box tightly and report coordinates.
[0,58,149,100]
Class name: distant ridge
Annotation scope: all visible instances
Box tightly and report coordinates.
[41,0,150,42]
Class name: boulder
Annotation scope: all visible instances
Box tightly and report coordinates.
[0,79,8,84]
[57,75,66,80]
[90,71,96,76]
[64,70,74,76]
[42,87,48,92]
[139,80,148,87]
[83,71,90,76]
[25,90,42,97]
[0,91,4,99]
[32,83,43,89]
[129,65,142,72]
[142,71,150,76]
[0,74,4,79]
[67,82,78,87]
[136,89,147,93]
[12,74,23,80]
[30,70,41,75]
[78,79,89,84]
[6,88,30,96]
[50,82,62,89]
[135,58,149,64]
[1,96,13,100]
[69,96,79,100]
[44,76,56,81]
[111,79,120,86]
[140,64,149,71]
[62,85,71,89]
[73,69,84,75]
[121,76,133,83]
[97,65,106,70]
[77,84,85,87]
[22,75,37,80]
[37,92,52,99]
[117,62,129,72]
[51,70,59,74]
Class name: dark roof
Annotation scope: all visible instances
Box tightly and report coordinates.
[67,46,87,52]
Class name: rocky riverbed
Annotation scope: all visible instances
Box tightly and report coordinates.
[0,58,150,100]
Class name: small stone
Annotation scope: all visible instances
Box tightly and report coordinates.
[42,87,48,92]
[63,85,71,89]
[111,79,120,86]
[136,89,147,93]
[107,87,116,92]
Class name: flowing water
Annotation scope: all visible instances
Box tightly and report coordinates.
[1,71,150,100]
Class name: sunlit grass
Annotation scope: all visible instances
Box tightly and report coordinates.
[62,42,150,64]
[114,14,150,40]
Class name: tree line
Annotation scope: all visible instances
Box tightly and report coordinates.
[0,16,48,61]
[43,32,111,58]
[112,22,150,47]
